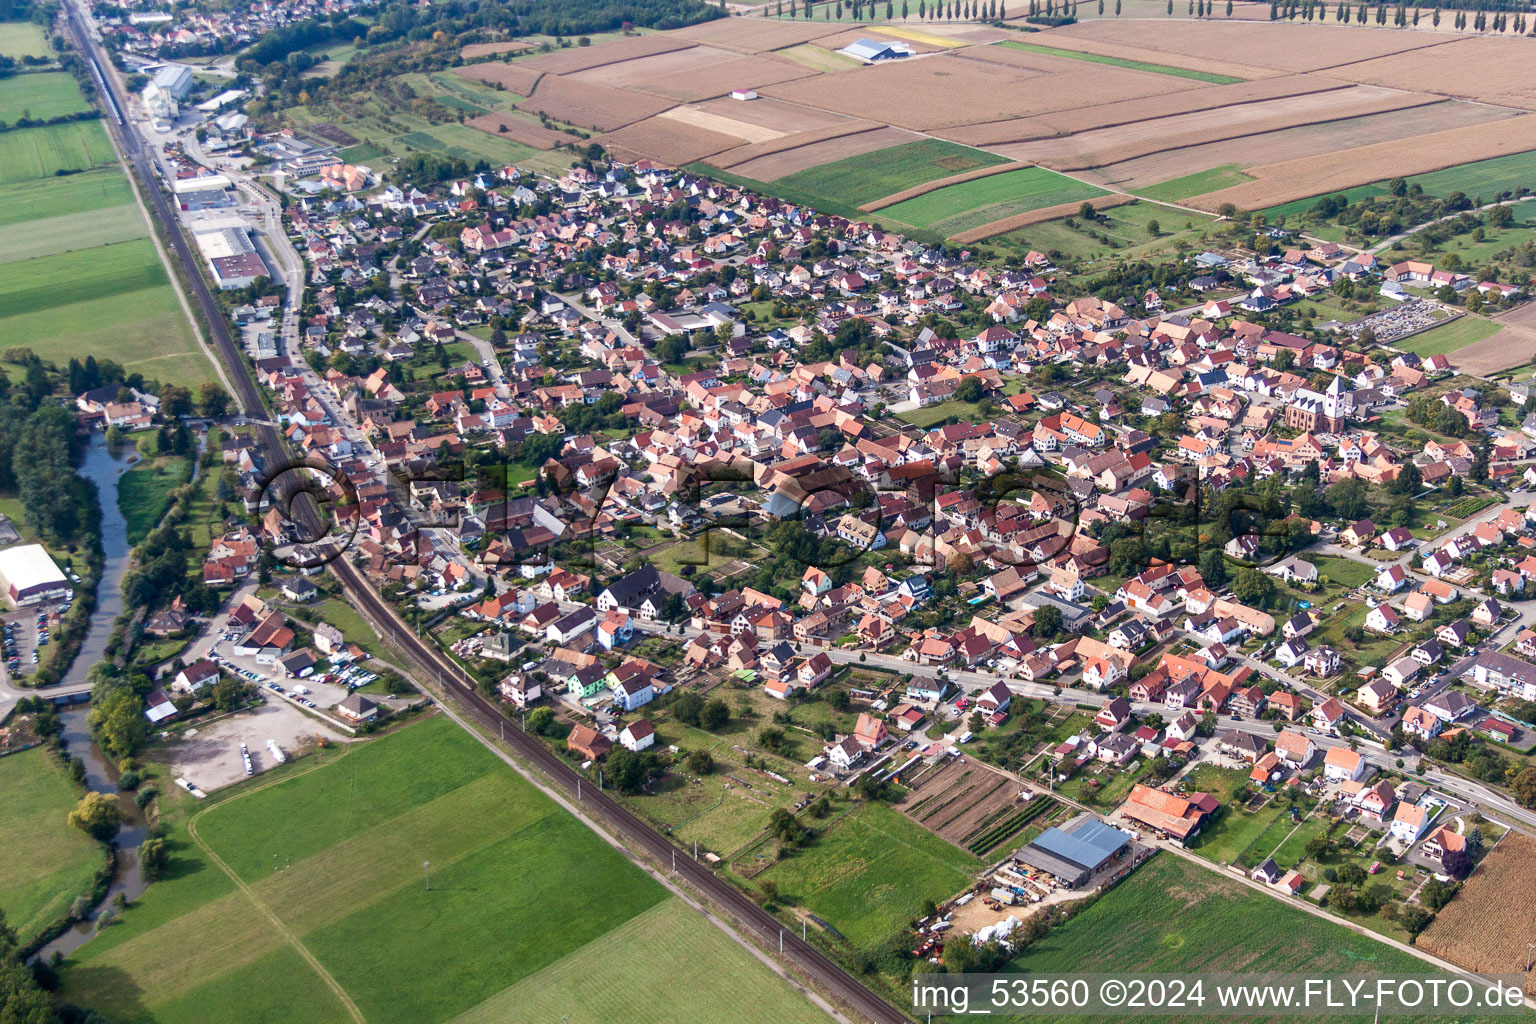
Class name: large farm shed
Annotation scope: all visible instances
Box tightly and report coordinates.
[1014,816,1130,888]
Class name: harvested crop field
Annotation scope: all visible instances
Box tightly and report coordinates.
[465,112,573,150]
[879,165,1108,237]
[459,41,532,59]
[988,85,1438,172]
[452,62,542,98]
[774,43,861,72]
[634,55,817,103]
[692,95,851,133]
[667,17,836,54]
[1086,99,1523,196]
[598,114,741,165]
[932,74,1348,146]
[1451,303,1536,376]
[997,35,1270,83]
[1418,834,1536,995]
[1047,18,1452,73]
[724,125,912,181]
[1335,36,1536,109]
[657,106,782,144]
[569,44,739,88]
[1185,111,1536,212]
[523,75,677,132]
[760,55,1082,132]
[949,194,1135,243]
[522,34,696,74]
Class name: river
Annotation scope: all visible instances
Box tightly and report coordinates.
[30,437,146,961]
[59,435,133,690]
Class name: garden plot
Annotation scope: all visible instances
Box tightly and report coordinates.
[897,755,1029,849]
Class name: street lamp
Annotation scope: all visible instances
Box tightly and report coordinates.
[423,860,430,892]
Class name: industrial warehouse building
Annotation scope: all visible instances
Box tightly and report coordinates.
[1013,817,1130,888]
[0,544,72,607]
[193,226,270,289]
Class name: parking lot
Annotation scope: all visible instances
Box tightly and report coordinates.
[165,701,352,792]
[2,600,66,679]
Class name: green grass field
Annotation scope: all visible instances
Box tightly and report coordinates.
[0,238,171,320]
[896,397,993,428]
[1136,165,1253,203]
[0,20,51,58]
[1007,852,1496,1023]
[0,238,213,388]
[879,166,1108,237]
[755,802,980,951]
[0,202,146,264]
[60,717,828,1024]
[0,71,92,122]
[1299,554,1375,589]
[0,747,105,944]
[0,167,133,226]
[0,120,116,184]
[777,138,1010,208]
[996,40,1244,84]
[982,199,1217,267]
[1394,314,1502,357]
[119,456,191,545]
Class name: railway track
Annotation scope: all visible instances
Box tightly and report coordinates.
[64,10,910,1019]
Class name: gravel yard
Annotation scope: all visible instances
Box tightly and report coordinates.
[165,701,350,793]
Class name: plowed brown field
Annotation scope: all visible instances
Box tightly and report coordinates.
[761,53,1194,132]
[932,75,1343,147]
[1085,99,1522,195]
[635,55,818,103]
[597,114,742,166]
[1418,834,1536,996]
[1187,113,1536,211]
[466,113,573,151]
[522,34,697,74]
[1452,304,1536,376]
[692,95,852,133]
[460,41,532,60]
[990,86,1438,172]
[667,17,839,54]
[522,75,677,132]
[452,62,543,98]
[1331,35,1536,110]
[1047,18,1452,73]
